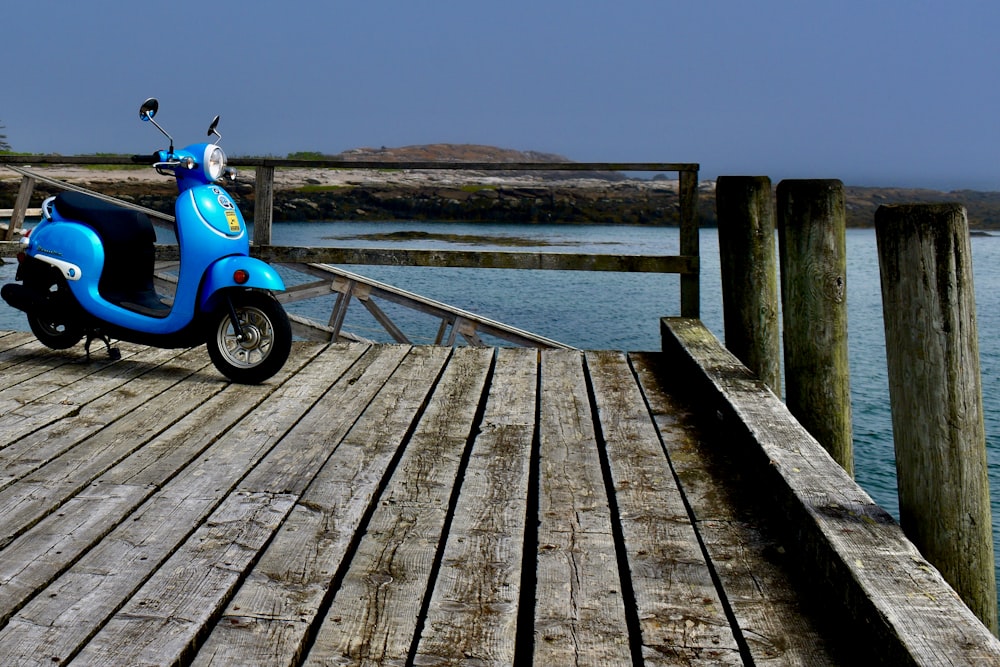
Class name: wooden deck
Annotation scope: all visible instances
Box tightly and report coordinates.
[0,320,997,666]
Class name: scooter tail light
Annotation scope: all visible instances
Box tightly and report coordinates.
[234,269,250,285]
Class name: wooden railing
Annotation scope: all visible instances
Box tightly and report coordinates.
[1,155,700,345]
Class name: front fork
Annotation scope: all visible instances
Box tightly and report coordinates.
[225,295,245,339]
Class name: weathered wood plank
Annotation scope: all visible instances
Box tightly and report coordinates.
[361,295,412,344]
[239,344,412,496]
[279,263,572,350]
[0,338,149,401]
[585,349,742,665]
[414,347,537,665]
[304,346,495,665]
[0,343,325,627]
[194,345,452,666]
[631,351,839,665]
[0,337,75,389]
[0,343,368,664]
[533,349,633,666]
[0,343,191,446]
[0,348,220,547]
[260,245,697,275]
[662,317,1000,666]
[6,174,35,240]
[0,330,38,357]
[253,164,275,246]
[0,345,207,480]
[74,490,299,666]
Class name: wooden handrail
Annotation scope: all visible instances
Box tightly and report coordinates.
[1,156,702,321]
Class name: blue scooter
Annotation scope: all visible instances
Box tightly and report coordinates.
[1,98,292,384]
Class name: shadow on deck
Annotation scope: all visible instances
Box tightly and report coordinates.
[0,319,994,665]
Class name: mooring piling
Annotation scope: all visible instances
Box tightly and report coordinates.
[715,175,782,395]
[875,202,998,634]
[776,179,853,476]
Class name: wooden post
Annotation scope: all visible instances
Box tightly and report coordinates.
[776,179,853,476]
[875,203,997,634]
[679,168,700,318]
[715,175,781,394]
[253,165,275,246]
[6,175,35,240]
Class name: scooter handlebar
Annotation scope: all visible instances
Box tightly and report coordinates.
[130,152,160,164]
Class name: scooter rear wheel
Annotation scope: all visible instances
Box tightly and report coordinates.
[29,314,84,350]
[23,276,84,350]
[206,290,291,384]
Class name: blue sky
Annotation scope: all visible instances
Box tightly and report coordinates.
[4,1,1000,190]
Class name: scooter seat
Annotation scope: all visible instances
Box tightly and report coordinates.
[52,192,160,307]
[54,192,154,246]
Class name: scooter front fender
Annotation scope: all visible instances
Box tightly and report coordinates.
[200,256,285,311]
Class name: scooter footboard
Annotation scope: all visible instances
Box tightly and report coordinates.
[200,256,285,311]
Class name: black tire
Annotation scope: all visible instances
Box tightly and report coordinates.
[28,313,84,350]
[206,290,291,384]
[26,276,84,350]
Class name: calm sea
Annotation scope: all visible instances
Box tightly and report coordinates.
[2,221,999,605]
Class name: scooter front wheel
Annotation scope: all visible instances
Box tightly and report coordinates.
[206,290,291,384]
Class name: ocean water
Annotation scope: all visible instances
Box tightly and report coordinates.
[2,221,999,607]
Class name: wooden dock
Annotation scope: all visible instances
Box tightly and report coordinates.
[0,319,997,666]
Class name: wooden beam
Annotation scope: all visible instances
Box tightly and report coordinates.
[6,176,35,241]
[252,165,274,246]
[257,246,696,275]
[661,316,1000,664]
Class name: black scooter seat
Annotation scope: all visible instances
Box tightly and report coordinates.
[54,192,154,244]
[52,192,161,309]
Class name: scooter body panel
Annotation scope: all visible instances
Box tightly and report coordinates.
[29,217,103,286]
[200,256,286,312]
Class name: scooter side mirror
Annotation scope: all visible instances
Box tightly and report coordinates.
[138,97,173,152]
[208,115,222,144]
[140,98,159,121]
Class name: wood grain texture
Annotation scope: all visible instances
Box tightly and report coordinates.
[0,331,987,665]
[663,317,1000,666]
[586,349,742,665]
[533,349,632,666]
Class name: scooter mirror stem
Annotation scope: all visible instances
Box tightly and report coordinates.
[139,98,175,153]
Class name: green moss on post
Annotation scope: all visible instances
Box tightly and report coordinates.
[875,203,998,634]
[716,176,781,395]
[776,179,853,476]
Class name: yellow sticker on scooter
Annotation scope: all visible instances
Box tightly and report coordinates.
[225,210,240,232]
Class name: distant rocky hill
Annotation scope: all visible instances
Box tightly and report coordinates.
[330,143,569,164]
[3,144,1000,227]
[325,143,628,182]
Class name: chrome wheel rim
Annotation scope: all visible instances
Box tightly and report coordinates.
[216,306,275,369]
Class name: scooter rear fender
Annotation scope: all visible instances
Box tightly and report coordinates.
[200,255,285,311]
[26,221,107,313]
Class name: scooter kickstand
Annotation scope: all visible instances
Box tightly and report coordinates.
[85,332,122,362]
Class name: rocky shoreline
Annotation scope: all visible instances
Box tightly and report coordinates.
[3,164,1000,228]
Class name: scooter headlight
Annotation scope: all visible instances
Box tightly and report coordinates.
[205,145,227,181]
